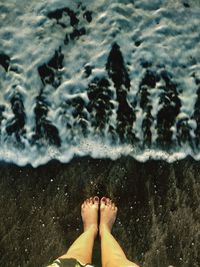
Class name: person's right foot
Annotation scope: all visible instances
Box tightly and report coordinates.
[81,196,99,235]
[99,197,118,235]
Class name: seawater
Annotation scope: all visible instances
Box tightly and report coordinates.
[0,0,200,166]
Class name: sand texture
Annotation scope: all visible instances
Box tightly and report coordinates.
[0,157,199,267]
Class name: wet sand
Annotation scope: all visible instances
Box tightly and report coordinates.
[0,157,199,267]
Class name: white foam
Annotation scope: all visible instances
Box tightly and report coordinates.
[0,0,200,166]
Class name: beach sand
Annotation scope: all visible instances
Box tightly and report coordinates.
[0,157,199,267]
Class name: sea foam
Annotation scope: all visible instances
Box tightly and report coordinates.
[0,0,200,166]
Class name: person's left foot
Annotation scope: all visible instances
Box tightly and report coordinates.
[81,197,99,235]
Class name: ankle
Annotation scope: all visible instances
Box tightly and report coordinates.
[84,224,98,235]
[99,224,111,236]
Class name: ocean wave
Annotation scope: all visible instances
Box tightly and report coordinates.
[0,0,200,166]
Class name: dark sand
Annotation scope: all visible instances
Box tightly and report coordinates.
[0,157,199,267]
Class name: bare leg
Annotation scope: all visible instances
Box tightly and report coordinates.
[59,197,99,265]
[100,197,140,267]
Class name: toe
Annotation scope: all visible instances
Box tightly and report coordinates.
[113,206,117,212]
[94,196,99,206]
[101,197,106,203]
[89,197,93,204]
[100,197,106,208]
[111,203,115,209]
[106,198,111,206]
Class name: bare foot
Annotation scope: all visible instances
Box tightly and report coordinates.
[99,197,118,235]
[81,196,99,235]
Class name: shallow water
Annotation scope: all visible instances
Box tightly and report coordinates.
[0,0,200,166]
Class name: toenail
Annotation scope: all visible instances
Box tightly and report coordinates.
[94,196,99,201]
[102,197,106,202]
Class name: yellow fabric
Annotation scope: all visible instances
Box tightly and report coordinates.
[47,262,60,267]
[46,258,94,267]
